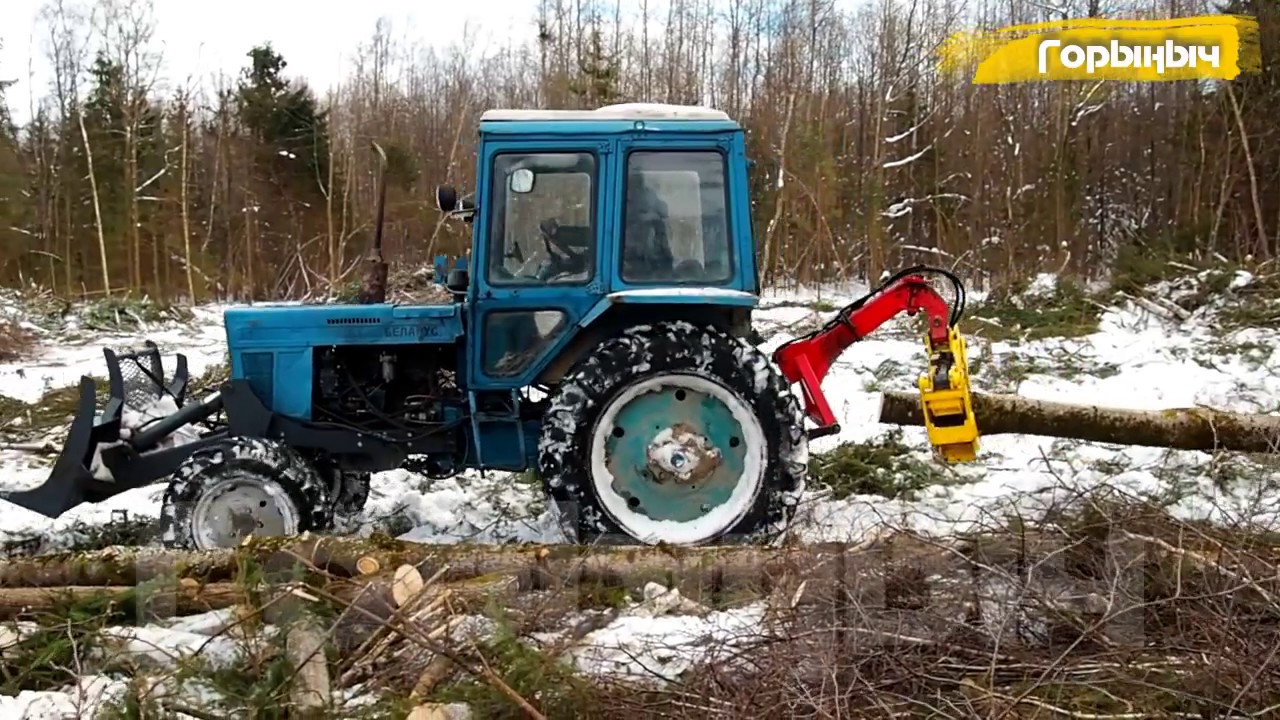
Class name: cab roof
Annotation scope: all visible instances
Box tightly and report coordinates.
[480,103,733,123]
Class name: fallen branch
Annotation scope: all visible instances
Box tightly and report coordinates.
[1113,290,1192,322]
[308,582,549,720]
[0,442,57,454]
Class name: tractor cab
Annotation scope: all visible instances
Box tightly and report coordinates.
[433,104,762,390]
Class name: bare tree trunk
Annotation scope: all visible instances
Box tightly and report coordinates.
[77,111,111,296]
[761,91,796,283]
[879,390,1280,454]
[0,535,841,595]
[1224,83,1269,258]
[179,95,195,300]
[325,98,338,288]
[125,124,142,289]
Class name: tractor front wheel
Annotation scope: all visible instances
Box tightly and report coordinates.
[158,437,334,550]
[537,321,808,546]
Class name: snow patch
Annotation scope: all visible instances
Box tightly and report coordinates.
[0,675,129,719]
[566,581,766,683]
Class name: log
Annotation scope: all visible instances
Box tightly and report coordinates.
[0,583,246,619]
[0,538,954,632]
[410,656,459,700]
[405,704,472,720]
[0,536,865,604]
[286,618,332,713]
[0,574,510,621]
[879,390,1280,454]
[392,564,427,607]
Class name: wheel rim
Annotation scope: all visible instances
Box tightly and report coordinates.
[190,474,300,549]
[589,373,766,545]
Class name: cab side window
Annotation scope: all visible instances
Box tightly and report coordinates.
[487,152,595,285]
[620,151,734,284]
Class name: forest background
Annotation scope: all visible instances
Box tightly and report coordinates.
[0,0,1276,303]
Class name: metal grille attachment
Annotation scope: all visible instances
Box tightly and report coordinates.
[115,343,166,411]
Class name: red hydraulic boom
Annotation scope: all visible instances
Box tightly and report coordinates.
[772,266,980,463]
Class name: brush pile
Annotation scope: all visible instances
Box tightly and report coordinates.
[0,495,1278,717]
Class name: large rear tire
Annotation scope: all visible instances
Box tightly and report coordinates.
[537,321,808,545]
[158,437,334,550]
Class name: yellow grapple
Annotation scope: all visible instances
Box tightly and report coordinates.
[917,325,980,462]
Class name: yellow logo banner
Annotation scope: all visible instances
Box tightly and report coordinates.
[939,15,1262,83]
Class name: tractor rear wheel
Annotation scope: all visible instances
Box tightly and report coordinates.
[537,321,808,546]
[158,437,334,550]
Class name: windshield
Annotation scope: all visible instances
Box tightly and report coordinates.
[487,151,596,285]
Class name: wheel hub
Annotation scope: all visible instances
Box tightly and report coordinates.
[191,476,297,548]
[645,423,722,485]
[598,376,753,526]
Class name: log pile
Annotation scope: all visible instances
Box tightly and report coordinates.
[0,536,581,716]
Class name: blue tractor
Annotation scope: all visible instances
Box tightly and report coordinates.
[3,104,980,550]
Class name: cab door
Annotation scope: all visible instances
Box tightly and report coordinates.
[467,139,616,390]
[609,134,752,293]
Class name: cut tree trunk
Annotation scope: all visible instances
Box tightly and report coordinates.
[879,390,1280,454]
[0,536,859,596]
[286,618,332,713]
[0,538,920,615]
[0,583,246,620]
[0,573,517,621]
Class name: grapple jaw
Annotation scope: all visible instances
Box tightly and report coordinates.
[2,341,193,518]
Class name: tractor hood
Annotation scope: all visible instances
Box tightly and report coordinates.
[223,303,464,350]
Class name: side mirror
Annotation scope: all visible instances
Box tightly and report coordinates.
[509,168,535,194]
[436,185,458,212]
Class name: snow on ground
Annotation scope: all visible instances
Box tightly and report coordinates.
[0,302,231,405]
[562,583,769,683]
[0,676,130,720]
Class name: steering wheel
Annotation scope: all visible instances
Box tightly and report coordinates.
[491,219,578,282]
[494,234,541,281]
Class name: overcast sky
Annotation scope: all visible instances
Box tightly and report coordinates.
[1,0,534,125]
